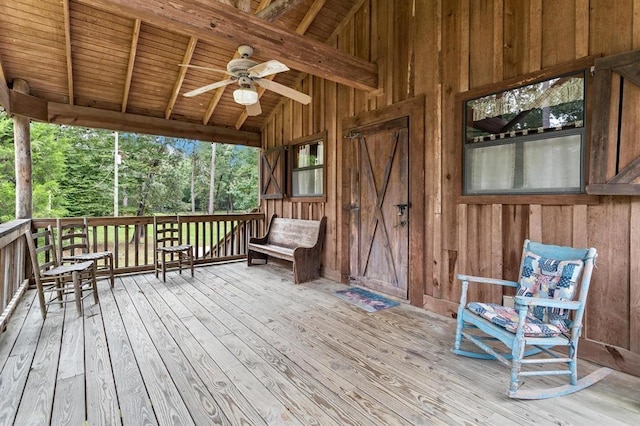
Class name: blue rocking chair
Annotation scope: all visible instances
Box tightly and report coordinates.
[453,239,611,399]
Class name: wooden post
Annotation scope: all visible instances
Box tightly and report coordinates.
[12,79,32,219]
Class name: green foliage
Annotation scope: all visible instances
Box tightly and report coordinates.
[0,110,259,221]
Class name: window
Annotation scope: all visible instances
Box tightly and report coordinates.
[290,133,325,198]
[463,71,586,195]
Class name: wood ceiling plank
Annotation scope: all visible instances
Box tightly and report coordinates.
[166,36,198,119]
[122,19,140,112]
[63,0,74,105]
[85,0,377,91]
[47,102,262,146]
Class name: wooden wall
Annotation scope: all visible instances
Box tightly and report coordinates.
[260,0,640,376]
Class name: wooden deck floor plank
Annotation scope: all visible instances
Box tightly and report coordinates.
[148,276,232,338]
[191,272,384,426]
[123,274,229,426]
[200,266,445,425]
[51,302,87,425]
[140,273,268,425]
[13,306,64,425]
[0,294,43,425]
[51,375,86,425]
[84,302,121,425]
[157,273,303,425]
[98,278,157,426]
[216,264,595,425]
[180,314,297,425]
[115,275,195,425]
[225,263,640,425]
[0,290,36,371]
[2,263,640,425]
[185,270,419,425]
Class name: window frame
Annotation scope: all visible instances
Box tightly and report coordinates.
[456,57,601,205]
[287,131,327,202]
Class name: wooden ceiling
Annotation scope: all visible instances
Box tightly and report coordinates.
[0,0,376,146]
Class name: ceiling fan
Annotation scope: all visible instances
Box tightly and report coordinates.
[181,45,311,117]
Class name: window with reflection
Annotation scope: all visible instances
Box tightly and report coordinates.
[463,71,586,195]
[291,135,324,198]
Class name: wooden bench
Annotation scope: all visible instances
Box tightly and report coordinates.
[247,215,327,283]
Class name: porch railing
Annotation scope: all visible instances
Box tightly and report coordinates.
[31,213,265,276]
[0,219,31,330]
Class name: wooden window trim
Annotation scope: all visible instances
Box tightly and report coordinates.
[457,57,598,200]
[287,131,327,202]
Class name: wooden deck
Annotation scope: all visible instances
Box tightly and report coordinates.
[0,261,638,425]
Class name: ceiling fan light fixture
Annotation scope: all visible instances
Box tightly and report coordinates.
[233,86,258,105]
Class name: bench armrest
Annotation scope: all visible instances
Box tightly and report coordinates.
[249,214,278,245]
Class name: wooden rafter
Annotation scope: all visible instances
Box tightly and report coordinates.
[47,102,261,147]
[87,0,377,91]
[165,36,198,119]
[235,0,326,129]
[256,0,305,22]
[63,0,74,105]
[202,0,273,125]
[262,0,369,126]
[121,19,141,113]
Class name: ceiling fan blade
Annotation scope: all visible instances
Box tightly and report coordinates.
[246,101,262,116]
[255,79,311,105]
[248,60,290,78]
[178,64,231,75]
[183,79,235,97]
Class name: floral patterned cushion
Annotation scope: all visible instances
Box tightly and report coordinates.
[467,302,564,337]
[517,251,584,329]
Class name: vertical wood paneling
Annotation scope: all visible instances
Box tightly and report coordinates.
[258,0,640,374]
[587,197,631,348]
[630,201,640,353]
[503,0,531,79]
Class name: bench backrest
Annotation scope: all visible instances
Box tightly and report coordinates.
[268,217,324,249]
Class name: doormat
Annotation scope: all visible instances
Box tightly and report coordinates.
[334,287,400,312]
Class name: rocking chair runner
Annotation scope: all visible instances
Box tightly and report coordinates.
[453,239,611,399]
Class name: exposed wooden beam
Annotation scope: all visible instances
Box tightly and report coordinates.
[0,53,10,111]
[88,0,377,92]
[63,0,74,105]
[122,19,141,113]
[202,0,274,125]
[165,36,198,119]
[10,90,48,121]
[235,0,326,129]
[48,102,261,147]
[263,0,369,126]
[256,0,305,22]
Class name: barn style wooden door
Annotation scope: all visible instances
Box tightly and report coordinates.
[347,117,409,299]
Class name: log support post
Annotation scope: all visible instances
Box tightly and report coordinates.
[12,79,32,219]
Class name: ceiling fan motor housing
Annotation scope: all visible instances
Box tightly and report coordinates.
[227,58,258,75]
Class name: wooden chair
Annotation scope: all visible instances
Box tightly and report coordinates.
[453,239,611,399]
[153,216,194,282]
[26,226,99,319]
[57,218,115,287]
